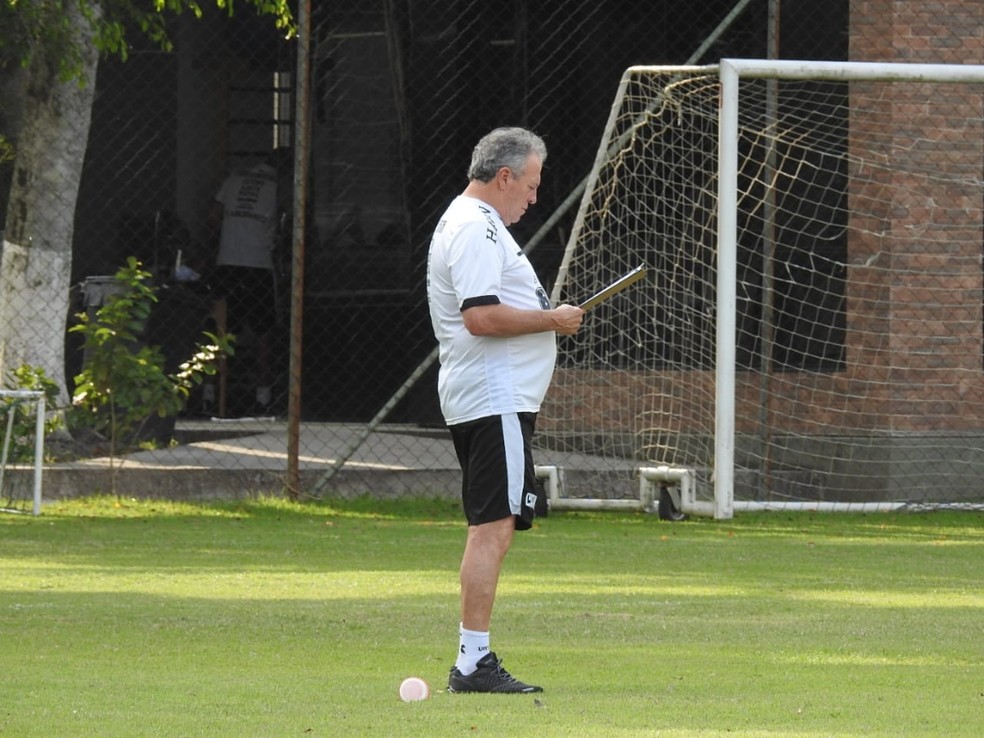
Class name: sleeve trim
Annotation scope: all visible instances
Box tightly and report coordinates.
[461,295,501,311]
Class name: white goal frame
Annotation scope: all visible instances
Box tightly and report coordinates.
[713,59,984,519]
[0,389,46,516]
[544,59,984,519]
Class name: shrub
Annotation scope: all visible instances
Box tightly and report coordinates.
[69,257,233,474]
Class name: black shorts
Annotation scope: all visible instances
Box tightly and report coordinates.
[449,412,542,531]
[212,265,277,334]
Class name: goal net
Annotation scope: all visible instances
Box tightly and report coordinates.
[0,390,45,515]
[541,60,984,517]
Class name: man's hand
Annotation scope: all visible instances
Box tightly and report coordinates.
[550,304,584,336]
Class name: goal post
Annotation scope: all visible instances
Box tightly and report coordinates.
[0,390,46,516]
[542,59,984,518]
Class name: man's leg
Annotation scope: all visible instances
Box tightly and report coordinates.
[447,415,543,693]
[449,514,542,693]
[460,515,514,632]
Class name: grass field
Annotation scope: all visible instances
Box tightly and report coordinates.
[1,497,981,737]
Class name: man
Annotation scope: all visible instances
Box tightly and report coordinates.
[427,127,584,694]
[209,148,290,414]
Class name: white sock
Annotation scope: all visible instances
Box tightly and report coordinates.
[455,624,490,676]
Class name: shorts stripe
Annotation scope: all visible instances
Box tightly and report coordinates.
[502,413,525,517]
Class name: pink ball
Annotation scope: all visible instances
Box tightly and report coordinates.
[399,676,430,702]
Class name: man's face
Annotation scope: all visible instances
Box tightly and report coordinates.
[500,154,542,226]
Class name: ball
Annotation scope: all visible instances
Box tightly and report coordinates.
[399,676,430,702]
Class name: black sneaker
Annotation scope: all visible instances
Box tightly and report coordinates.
[447,652,543,694]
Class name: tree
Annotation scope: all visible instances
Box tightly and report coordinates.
[0,0,291,405]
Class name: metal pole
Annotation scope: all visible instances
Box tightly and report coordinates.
[286,0,312,499]
[33,396,44,516]
[715,60,740,520]
[758,0,781,499]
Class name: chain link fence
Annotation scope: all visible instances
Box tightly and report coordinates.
[3,0,983,502]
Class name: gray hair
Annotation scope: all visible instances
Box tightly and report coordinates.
[467,127,547,182]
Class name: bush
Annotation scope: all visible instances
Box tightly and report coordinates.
[69,257,232,462]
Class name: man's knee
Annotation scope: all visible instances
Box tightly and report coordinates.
[467,516,515,556]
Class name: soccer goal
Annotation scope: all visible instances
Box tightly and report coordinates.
[0,390,46,516]
[540,59,984,518]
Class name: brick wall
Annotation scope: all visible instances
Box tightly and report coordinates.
[846,1,984,432]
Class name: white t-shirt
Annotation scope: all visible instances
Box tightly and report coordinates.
[427,195,556,425]
[215,162,277,269]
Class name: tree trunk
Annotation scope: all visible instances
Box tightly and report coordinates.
[0,2,100,404]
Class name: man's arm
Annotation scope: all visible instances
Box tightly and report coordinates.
[463,303,583,338]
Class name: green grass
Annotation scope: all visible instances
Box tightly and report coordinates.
[1,497,982,737]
